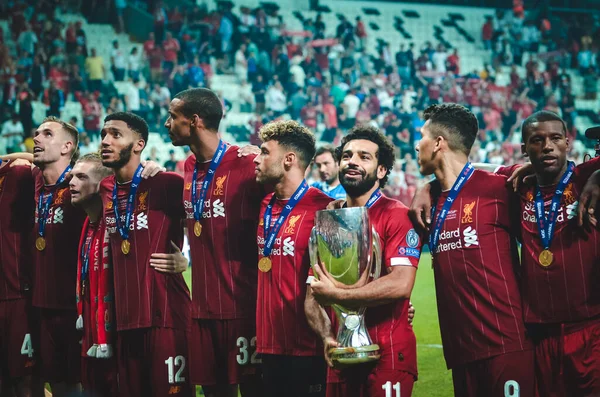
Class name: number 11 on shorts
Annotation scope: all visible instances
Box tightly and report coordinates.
[382,381,400,397]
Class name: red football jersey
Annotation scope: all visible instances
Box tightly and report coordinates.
[183,148,265,320]
[100,172,191,331]
[0,162,34,301]
[328,195,422,383]
[497,157,600,324]
[430,170,531,369]
[256,187,332,356]
[32,168,86,309]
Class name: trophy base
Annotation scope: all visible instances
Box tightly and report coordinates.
[330,344,381,365]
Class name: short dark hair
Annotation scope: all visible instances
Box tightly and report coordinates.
[423,103,479,156]
[521,111,567,142]
[259,120,316,170]
[104,112,149,143]
[315,145,338,162]
[335,125,395,188]
[174,88,223,131]
[43,116,80,164]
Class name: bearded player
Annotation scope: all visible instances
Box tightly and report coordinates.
[99,112,192,397]
[253,120,332,397]
[311,146,346,200]
[305,126,421,397]
[0,157,36,397]
[164,88,265,397]
[493,111,600,397]
[32,117,86,396]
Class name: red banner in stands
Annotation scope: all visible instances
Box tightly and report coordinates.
[309,38,338,47]
[282,30,313,37]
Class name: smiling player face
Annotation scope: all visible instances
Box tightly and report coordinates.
[339,139,386,197]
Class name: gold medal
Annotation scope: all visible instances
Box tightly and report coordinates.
[121,239,131,255]
[35,237,46,251]
[539,249,553,267]
[194,221,202,237]
[258,257,272,272]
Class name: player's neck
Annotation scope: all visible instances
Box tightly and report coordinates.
[346,181,380,207]
[83,195,103,223]
[189,130,221,162]
[536,161,568,187]
[327,177,340,188]
[434,153,469,191]
[115,158,141,184]
[41,158,71,185]
[274,170,305,200]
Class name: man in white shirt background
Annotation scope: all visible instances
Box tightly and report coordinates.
[1,114,24,154]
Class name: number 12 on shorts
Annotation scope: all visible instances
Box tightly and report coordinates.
[382,381,400,397]
[165,356,186,384]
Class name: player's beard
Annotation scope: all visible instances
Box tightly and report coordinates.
[103,143,134,169]
[323,170,338,185]
[340,166,378,197]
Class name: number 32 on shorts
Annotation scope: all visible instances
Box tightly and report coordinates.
[236,336,261,365]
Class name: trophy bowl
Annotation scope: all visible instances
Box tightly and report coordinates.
[309,207,382,365]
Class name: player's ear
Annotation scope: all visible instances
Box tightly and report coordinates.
[134,138,146,155]
[521,143,528,157]
[284,151,296,168]
[377,165,387,180]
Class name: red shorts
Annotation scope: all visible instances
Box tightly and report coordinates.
[452,349,535,397]
[189,318,260,386]
[0,299,36,380]
[533,320,600,397]
[81,356,118,397]
[37,308,81,383]
[117,327,192,397]
[327,366,415,397]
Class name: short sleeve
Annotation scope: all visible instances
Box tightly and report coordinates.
[383,208,423,269]
[574,156,600,191]
[495,164,522,178]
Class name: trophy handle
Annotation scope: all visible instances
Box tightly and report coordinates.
[308,227,320,280]
[371,227,382,280]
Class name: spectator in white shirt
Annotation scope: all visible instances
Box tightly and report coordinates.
[343,88,361,124]
[128,47,141,80]
[266,81,287,115]
[432,44,448,73]
[1,114,24,154]
[125,79,141,113]
[290,59,306,88]
[235,43,248,83]
[110,40,127,81]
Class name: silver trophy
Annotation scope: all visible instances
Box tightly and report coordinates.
[309,207,382,365]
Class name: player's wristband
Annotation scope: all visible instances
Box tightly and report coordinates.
[87,344,98,357]
[96,344,113,359]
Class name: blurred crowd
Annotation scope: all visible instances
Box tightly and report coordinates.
[1,0,598,204]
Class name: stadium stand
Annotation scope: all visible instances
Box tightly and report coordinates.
[0,0,598,205]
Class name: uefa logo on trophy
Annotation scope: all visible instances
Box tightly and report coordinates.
[309,206,382,366]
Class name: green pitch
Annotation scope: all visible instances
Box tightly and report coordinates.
[182,252,454,397]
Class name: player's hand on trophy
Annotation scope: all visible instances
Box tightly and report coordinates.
[409,183,432,233]
[323,336,339,368]
[408,301,415,326]
[578,169,600,228]
[326,199,345,210]
[506,163,535,191]
[310,264,339,306]
[140,160,166,178]
[150,241,188,273]
[237,145,260,157]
